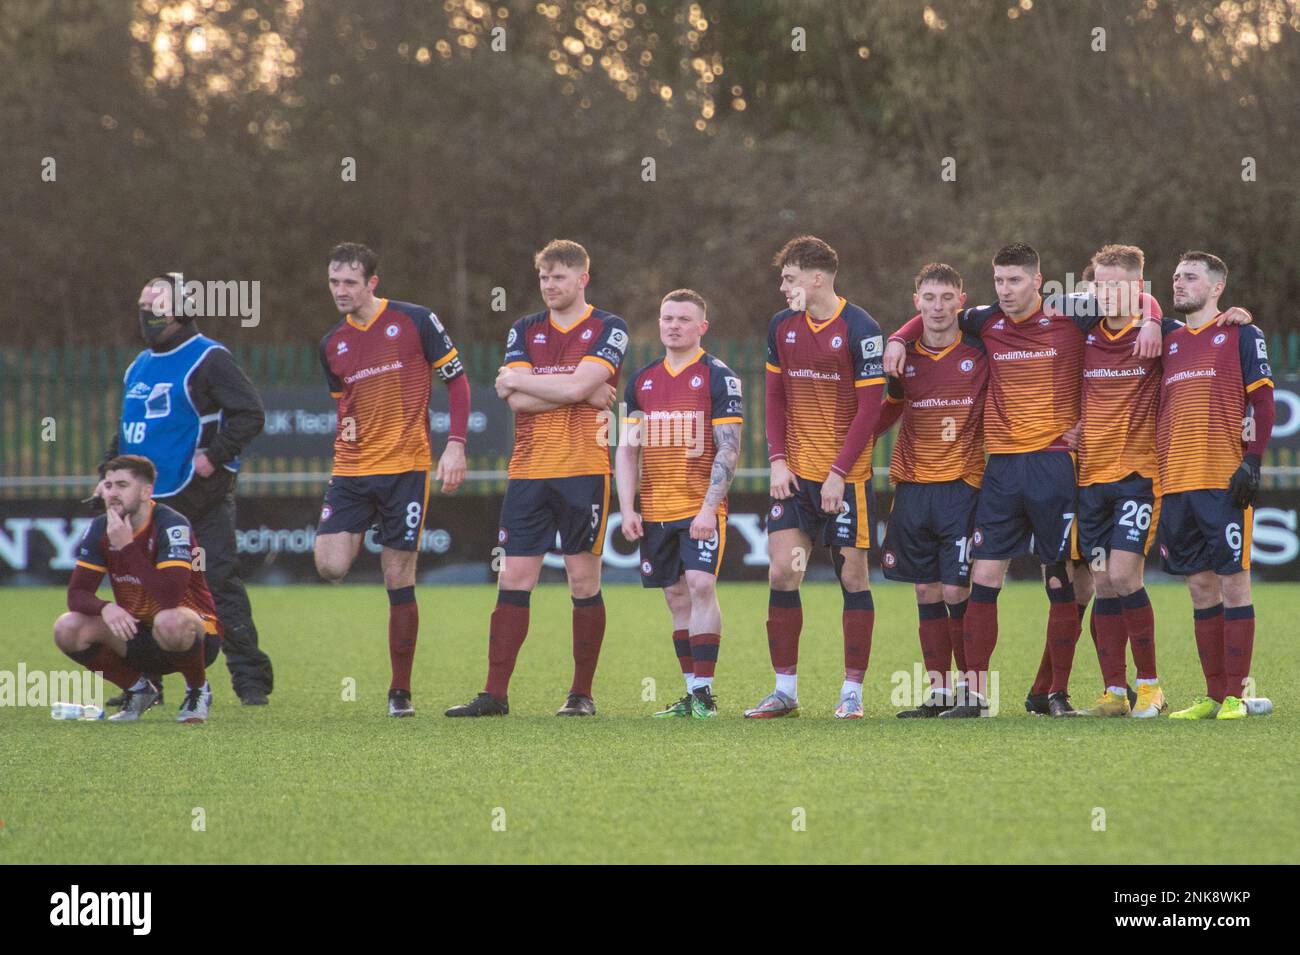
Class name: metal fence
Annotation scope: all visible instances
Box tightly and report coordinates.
[4,332,1299,499]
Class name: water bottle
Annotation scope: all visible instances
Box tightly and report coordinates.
[1245,697,1273,716]
[50,702,105,720]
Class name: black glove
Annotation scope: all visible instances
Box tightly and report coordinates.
[886,374,904,401]
[1228,454,1261,509]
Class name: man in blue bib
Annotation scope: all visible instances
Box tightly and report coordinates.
[100,275,273,706]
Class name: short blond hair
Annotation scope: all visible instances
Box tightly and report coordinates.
[1092,244,1145,275]
[661,288,707,316]
[534,239,590,272]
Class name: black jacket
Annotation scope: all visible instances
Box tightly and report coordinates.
[103,324,265,515]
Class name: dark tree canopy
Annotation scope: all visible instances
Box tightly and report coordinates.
[4,0,1298,349]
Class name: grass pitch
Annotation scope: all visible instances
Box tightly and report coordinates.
[2,582,1296,864]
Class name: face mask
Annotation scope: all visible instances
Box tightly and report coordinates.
[139,307,173,347]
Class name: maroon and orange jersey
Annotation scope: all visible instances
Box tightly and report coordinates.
[74,502,219,633]
[319,298,465,477]
[1157,321,1273,494]
[504,306,629,479]
[623,349,744,522]
[954,298,1085,455]
[1079,318,1162,488]
[765,298,885,482]
[888,335,987,487]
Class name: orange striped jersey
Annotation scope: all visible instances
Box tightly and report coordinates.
[1156,320,1273,494]
[765,298,885,482]
[74,501,219,632]
[319,298,465,477]
[504,306,629,479]
[954,299,1087,454]
[1079,318,1161,488]
[623,350,744,522]
[889,335,987,487]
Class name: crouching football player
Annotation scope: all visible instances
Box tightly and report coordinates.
[616,289,743,719]
[54,455,222,723]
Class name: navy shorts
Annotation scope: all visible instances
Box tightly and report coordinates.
[639,516,727,588]
[1158,489,1253,576]
[498,475,611,557]
[124,625,222,675]
[1077,473,1160,564]
[766,476,871,550]
[319,470,430,551]
[881,479,979,585]
[972,451,1076,563]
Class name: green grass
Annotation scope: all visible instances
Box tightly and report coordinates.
[1,582,1296,864]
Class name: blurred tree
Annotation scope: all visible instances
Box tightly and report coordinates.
[1,0,1297,349]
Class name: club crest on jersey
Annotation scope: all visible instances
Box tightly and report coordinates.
[882,550,897,568]
[641,560,653,575]
[385,323,400,338]
[960,358,974,372]
[972,528,984,546]
[320,504,332,522]
[581,328,594,341]
[831,335,843,349]
[689,375,703,389]
[770,503,784,520]
[1213,333,1226,346]
[497,528,508,544]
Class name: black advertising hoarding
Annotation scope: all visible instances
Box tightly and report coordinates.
[5,491,1300,586]
[247,383,514,459]
[1270,376,1300,449]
